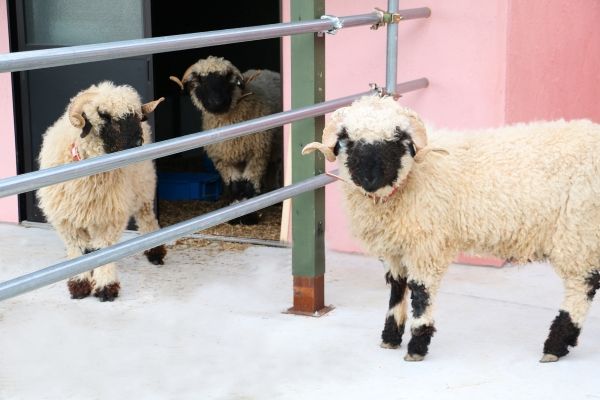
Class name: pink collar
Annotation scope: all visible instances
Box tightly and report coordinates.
[71,143,82,161]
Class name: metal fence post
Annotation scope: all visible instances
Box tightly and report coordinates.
[289,0,330,316]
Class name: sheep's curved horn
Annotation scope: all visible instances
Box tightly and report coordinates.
[68,92,98,128]
[406,113,428,151]
[169,65,197,91]
[302,142,336,162]
[142,97,165,115]
[322,107,348,149]
[169,76,184,90]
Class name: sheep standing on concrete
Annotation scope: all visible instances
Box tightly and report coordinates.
[170,56,282,224]
[303,94,600,362]
[37,81,167,302]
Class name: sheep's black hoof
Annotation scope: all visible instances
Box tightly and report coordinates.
[381,316,404,349]
[68,278,92,299]
[144,245,166,265]
[94,282,120,302]
[229,212,260,225]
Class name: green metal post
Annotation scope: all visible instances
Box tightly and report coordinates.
[289,0,330,315]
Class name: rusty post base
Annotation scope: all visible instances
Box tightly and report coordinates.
[285,275,334,317]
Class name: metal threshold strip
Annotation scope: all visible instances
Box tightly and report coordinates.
[21,221,290,248]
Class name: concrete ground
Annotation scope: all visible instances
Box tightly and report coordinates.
[0,222,599,400]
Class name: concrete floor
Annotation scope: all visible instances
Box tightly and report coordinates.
[0,222,599,400]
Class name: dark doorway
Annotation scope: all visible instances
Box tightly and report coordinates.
[9,0,153,223]
[150,0,282,242]
[10,0,282,241]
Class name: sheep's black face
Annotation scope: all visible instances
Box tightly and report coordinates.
[97,112,144,154]
[338,127,415,193]
[190,71,242,114]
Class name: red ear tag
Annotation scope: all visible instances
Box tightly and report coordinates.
[71,143,81,161]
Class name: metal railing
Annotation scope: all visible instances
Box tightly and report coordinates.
[0,6,430,301]
[0,79,428,198]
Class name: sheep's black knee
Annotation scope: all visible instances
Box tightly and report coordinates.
[407,324,436,357]
[230,178,257,201]
[406,281,435,356]
[585,271,600,301]
[381,271,407,347]
[408,280,430,319]
[543,310,581,358]
[228,179,260,225]
[145,245,166,265]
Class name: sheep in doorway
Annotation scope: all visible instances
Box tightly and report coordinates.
[303,94,600,362]
[37,81,167,302]
[170,56,282,224]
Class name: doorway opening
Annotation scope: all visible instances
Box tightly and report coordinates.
[150,0,283,246]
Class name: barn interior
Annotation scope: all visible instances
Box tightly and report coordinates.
[150,0,284,244]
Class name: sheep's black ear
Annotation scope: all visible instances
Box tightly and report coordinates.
[395,126,416,157]
[80,113,93,138]
[333,127,349,156]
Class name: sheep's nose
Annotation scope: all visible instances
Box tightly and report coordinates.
[360,174,383,192]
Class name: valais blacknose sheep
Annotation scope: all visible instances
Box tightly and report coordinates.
[170,56,282,224]
[303,94,600,362]
[37,81,167,302]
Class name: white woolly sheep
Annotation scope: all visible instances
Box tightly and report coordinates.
[37,81,167,302]
[303,94,600,362]
[170,56,282,224]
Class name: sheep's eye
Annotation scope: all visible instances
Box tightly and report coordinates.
[235,78,243,87]
[98,111,111,122]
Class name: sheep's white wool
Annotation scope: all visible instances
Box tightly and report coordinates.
[311,94,600,361]
[334,95,415,143]
[37,82,165,300]
[177,57,282,193]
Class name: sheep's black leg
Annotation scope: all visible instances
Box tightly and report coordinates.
[405,280,437,361]
[541,271,598,362]
[134,202,167,265]
[542,311,580,361]
[381,271,408,349]
[61,226,94,299]
[228,178,260,225]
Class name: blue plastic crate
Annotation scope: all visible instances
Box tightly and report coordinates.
[158,172,222,201]
[201,153,217,173]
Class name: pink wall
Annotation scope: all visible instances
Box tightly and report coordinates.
[283,1,600,263]
[506,1,600,123]
[0,0,18,223]
[321,0,509,254]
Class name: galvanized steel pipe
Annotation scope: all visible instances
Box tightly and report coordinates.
[0,173,337,302]
[0,78,429,198]
[386,0,400,94]
[0,13,382,73]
